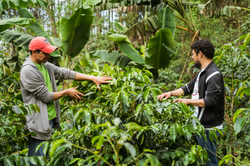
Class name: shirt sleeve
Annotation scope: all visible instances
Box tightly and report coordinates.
[49,63,77,80]
[20,66,54,103]
[203,74,223,107]
[181,75,197,96]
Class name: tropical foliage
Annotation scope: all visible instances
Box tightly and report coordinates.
[0,0,250,165]
[35,65,209,166]
[91,7,175,80]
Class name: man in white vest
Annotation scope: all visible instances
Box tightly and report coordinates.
[157,39,224,166]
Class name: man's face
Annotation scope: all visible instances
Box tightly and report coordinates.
[34,51,50,64]
[192,50,201,69]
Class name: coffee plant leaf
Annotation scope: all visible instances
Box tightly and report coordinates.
[233,108,246,123]
[35,142,46,153]
[170,124,177,142]
[145,153,162,166]
[29,156,37,165]
[234,117,245,135]
[124,142,136,158]
[96,135,105,150]
[183,154,190,166]
[43,141,49,157]
[49,139,66,158]
[51,143,71,162]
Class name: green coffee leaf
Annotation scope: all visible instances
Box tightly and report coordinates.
[233,108,246,123]
[4,158,14,166]
[49,139,66,158]
[145,153,162,166]
[135,103,142,118]
[36,156,46,166]
[35,142,45,153]
[124,142,136,158]
[170,124,177,142]
[183,154,189,166]
[234,117,245,135]
[51,143,71,161]
[113,118,121,127]
[29,156,37,165]
[69,158,82,165]
[96,136,104,150]
[143,88,150,103]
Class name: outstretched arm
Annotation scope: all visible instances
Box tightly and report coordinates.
[173,98,205,107]
[51,73,112,101]
[75,73,112,89]
[52,87,84,101]
[157,88,184,101]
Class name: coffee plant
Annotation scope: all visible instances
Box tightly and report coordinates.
[0,51,40,165]
[213,34,250,165]
[30,64,209,166]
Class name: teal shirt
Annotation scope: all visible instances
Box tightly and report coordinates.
[34,62,57,120]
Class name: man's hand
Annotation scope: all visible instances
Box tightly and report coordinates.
[173,98,190,105]
[92,75,112,89]
[66,87,84,100]
[157,92,171,101]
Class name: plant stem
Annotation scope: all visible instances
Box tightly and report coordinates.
[1,133,30,144]
[125,152,145,165]
[107,137,119,166]
[230,69,235,164]
[70,143,112,166]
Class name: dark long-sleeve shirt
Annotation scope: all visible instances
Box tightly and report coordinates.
[181,61,225,128]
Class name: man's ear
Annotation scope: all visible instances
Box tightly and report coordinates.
[198,51,203,57]
[32,50,36,55]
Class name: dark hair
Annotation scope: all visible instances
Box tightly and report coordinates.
[30,49,41,55]
[191,39,215,59]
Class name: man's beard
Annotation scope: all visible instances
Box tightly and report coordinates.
[194,60,201,69]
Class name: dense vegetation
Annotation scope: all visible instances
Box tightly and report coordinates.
[0,0,250,165]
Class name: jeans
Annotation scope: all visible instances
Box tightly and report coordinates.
[196,130,219,166]
[28,120,54,166]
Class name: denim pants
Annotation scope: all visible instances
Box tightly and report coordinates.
[196,130,219,166]
[28,120,54,166]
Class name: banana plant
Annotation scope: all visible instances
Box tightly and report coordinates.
[0,3,98,69]
[58,7,94,68]
[75,0,162,10]
[0,17,34,71]
[0,0,47,13]
[0,18,35,33]
[91,6,175,80]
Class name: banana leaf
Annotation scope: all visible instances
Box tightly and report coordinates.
[145,29,175,70]
[90,50,131,68]
[0,30,33,71]
[0,18,34,33]
[124,15,158,39]
[0,0,47,13]
[59,7,94,58]
[108,34,145,64]
[18,8,60,57]
[158,7,175,37]
[0,30,33,48]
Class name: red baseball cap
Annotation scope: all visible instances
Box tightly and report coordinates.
[29,36,57,54]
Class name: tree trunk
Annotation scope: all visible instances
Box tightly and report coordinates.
[230,71,236,164]
[179,50,192,81]
[47,0,58,37]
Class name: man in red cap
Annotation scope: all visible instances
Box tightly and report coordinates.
[20,36,112,164]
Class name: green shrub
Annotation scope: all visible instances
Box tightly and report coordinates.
[46,64,208,166]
